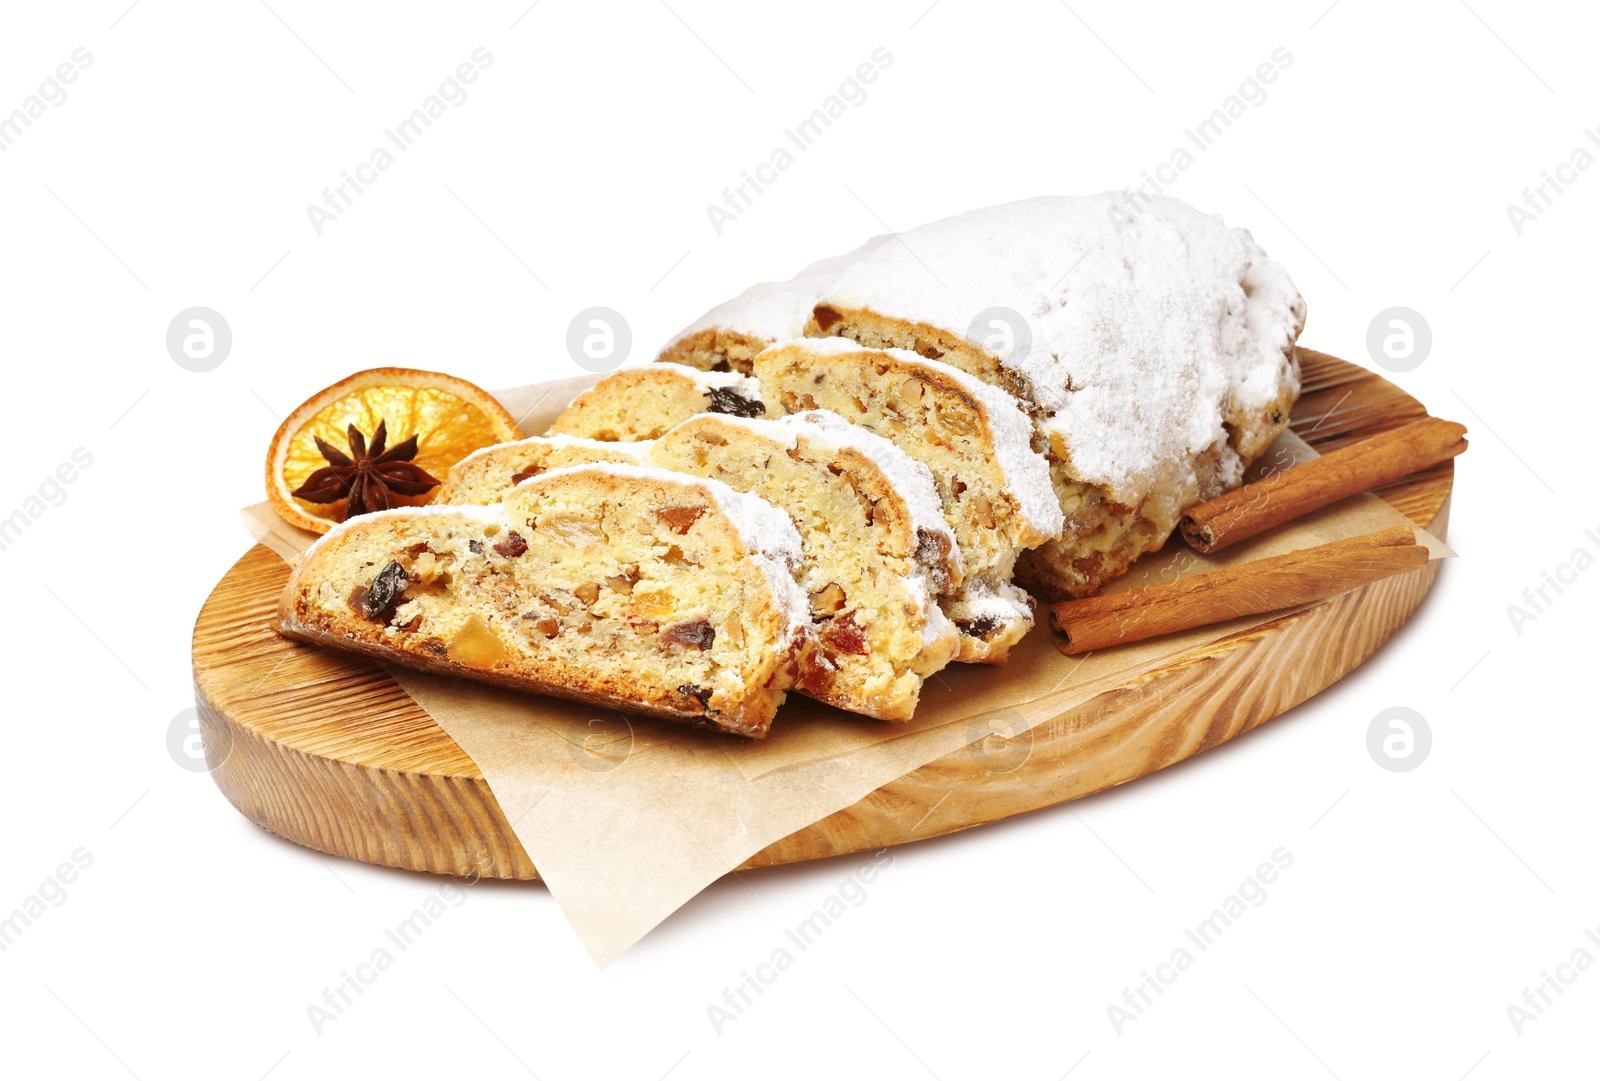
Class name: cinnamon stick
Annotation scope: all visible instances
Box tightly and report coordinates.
[1180,417,1467,554]
[1050,526,1428,655]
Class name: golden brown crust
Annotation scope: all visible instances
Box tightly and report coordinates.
[276,600,779,738]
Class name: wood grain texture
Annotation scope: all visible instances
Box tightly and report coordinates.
[193,352,1455,880]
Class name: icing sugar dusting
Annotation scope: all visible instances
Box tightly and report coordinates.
[670,193,1304,509]
[678,248,863,346]
[947,580,1035,622]
[654,361,762,394]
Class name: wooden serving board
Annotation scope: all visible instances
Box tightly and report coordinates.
[193,351,1453,880]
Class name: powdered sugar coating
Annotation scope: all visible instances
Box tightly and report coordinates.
[671,193,1304,509]
[655,361,762,396]
[765,338,1064,541]
[910,577,955,647]
[677,249,863,347]
[948,581,1035,622]
[938,579,1037,653]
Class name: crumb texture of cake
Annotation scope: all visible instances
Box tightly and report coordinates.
[657,193,1305,599]
[753,339,1062,663]
[277,463,807,738]
[547,363,765,441]
[647,410,961,719]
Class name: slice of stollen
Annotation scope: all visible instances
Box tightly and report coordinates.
[752,337,1062,663]
[277,463,808,738]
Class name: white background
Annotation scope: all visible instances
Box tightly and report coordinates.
[1,0,1595,1077]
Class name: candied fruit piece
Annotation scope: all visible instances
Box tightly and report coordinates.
[448,615,509,666]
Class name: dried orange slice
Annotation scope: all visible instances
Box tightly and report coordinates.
[266,368,520,534]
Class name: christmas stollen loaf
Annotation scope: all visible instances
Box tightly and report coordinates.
[278,463,808,738]
[657,193,1306,599]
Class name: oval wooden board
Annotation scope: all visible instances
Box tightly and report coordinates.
[194,351,1453,881]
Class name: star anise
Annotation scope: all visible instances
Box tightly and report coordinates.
[291,420,440,520]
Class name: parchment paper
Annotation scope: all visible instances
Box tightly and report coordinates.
[241,376,1452,966]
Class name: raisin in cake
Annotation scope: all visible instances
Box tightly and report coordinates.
[437,412,963,720]
[547,363,764,441]
[658,193,1305,599]
[753,338,1062,663]
[278,463,808,738]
